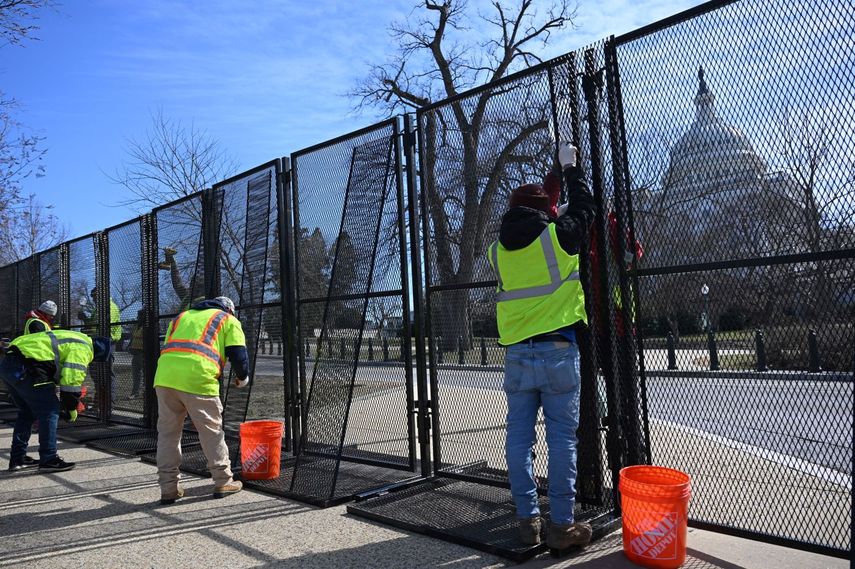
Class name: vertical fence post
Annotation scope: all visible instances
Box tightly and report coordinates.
[368,337,374,361]
[480,337,487,366]
[340,337,346,360]
[305,337,310,359]
[666,332,678,370]
[457,336,464,365]
[755,329,768,372]
[383,336,389,361]
[437,340,444,365]
[808,329,822,373]
[707,329,719,371]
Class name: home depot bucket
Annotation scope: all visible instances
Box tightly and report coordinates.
[239,420,284,480]
[619,465,691,569]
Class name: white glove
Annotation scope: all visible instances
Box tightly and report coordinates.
[557,203,569,217]
[558,141,577,170]
[233,376,249,388]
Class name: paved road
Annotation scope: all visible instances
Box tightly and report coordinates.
[111,353,853,475]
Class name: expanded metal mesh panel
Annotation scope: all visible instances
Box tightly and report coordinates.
[67,235,102,420]
[639,262,853,551]
[291,120,415,502]
[15,256,37,332]
[617,1,855,270]
[349,479,554,562]
[0,264,16,336]
[614,0,854,555]
[155,195,205,316]
[38,247,62,318]
[87,430,199,456]
[218,166,276,430]
[418,57,559,484]
[244,306,285,423]
[417,45,624,519]
[107,220,146,414]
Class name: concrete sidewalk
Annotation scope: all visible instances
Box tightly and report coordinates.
[0,426,847,569]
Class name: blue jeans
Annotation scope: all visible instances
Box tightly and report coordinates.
[504,340,581,525]
[0,355,60,464]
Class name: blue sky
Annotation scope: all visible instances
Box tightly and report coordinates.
[3,0,704,240]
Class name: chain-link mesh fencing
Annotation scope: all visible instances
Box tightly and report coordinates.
[613,0,854,555]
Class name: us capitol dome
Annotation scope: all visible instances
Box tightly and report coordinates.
[663,67,767,204]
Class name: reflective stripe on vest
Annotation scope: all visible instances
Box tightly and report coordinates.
[491,230,580,302]
[41,332,88,391]
[24,317,50,334]
[161,310,228,369]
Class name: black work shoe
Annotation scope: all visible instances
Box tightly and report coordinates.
[39,457,75,472]
[8,455,37,472]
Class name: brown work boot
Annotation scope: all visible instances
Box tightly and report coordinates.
[213,480,242,499]
[517,517,542,545]
[547,521,592,550]
[160,486,185,505]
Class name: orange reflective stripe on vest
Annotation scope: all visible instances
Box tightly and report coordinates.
[161,310,229,369]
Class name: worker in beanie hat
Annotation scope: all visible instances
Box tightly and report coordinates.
[23,300,58,334]
[488,141,596,552]
[1,330,108,473]
[153,296,248,504]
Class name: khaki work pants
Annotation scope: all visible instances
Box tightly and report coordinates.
[155,386,233,493]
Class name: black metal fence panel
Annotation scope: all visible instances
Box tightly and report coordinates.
[614,0,854,555]
[415,43,634,521]
[15,256,37,333]
[0,264,16,338]
[66,234,103,420]
[289,119,417,505]
[215,164,278,432]
[106,219,146,422]
[38,247,62,322]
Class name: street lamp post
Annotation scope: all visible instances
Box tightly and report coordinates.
[701,284,710,332]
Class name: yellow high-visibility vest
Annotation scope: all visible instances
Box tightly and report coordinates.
[10,330,93,396]
[488,224,587,346]
[154,308,245,396]
[24,317,51,334]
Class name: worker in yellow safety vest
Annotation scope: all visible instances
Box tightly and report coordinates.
[153,296,249,505]
[79,287,122,405]
[0,330,111,472]
[23,300,58,334]
[487,141,595,552]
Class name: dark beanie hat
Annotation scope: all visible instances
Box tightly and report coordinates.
[509,183,550,213]
[92,336,113,363]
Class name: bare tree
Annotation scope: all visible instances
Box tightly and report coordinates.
[352,0,577,349]
[0,193,67,265]
[111,109,245,306]
[0,0,53,47]
[769,107,855,319]
[111,109,239,210]
[0,1,54,261]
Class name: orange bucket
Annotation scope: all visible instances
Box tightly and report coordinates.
[239,420,284,480]
[619,465,691,569]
